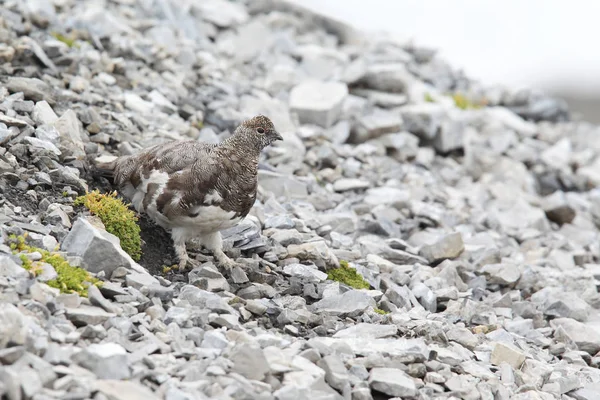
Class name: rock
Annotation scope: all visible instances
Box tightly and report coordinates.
[93,380,161,400]
[61,217,141,277]
[400,103,446,140]
[542,191,576,225]
[349,110,402,143]
[32,100,58,125]
[283,263,328,283]
[333,178,371,192]
[368,367,417,398]
[480,263,521,285]
[52,109,86,159]
[0,254,29,279]
[5,77,56,104]
[318,355,349,391]
[490,342,526,369]
[333,323,397,339]
[419,232,464,264]
[65,305,115,327]
[531,289,590,322]
[310,290,376,317]
[289,80,348,128]
[287,241,339,269]
[229,344,269,381]
[0,303,27,348]
[571,383,600,400]
[551,318,600,354]
[72,343,131,380]
[362,63,414,93]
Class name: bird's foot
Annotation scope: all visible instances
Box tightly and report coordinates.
[214,251,238,271]
[175,243,201,272]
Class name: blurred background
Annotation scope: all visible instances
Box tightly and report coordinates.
[290,0,600,123]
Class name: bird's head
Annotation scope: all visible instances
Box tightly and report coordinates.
[235,115,283,149]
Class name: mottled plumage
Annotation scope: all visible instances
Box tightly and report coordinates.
[96,115,282,270]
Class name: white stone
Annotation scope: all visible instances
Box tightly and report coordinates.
[289,80,348,128]
[368,367,417,398]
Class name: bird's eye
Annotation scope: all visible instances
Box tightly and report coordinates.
[257,127,265,134]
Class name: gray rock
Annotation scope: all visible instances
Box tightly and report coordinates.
[5,77,56,104]
[333,178,371,192]
[480,263,521,285]
[287,241,339,269]
[271,229,303,246]
[0,303,27,348]
[93,379,161,400]
[289,80,348,128]
[542,191,576,225]
[490,342,526,369]
[229,344,270,381]
[32,100,58,125]
[52,109,86,159]
[125,270,160,290]
[283,263,328,283]
[419,232,464,264]
[333,323,397,339]
[0,254,28,279]
[310,290,376,317]
[64,305,115,327]
[368,367,417,398]
[571,383,600,400]
[318,354,349,391]
[362,63,414,93]
[188,264,230,292]
[72,343,131,380]
[531,288,590,322]
[61,217,141,277]
[349,110,402,143]
[400,103,446,140]
[551,318,600,354]
[264,215,295,230]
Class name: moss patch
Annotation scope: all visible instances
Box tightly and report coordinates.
[424,92,435,103]
[327,261,370,290]
[75,190,142,261]
[9,234,102,297]
[50,32,77,48]
[374,308,388,315]
[451,93,487,110]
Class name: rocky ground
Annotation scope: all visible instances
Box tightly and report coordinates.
[2,0,600,399]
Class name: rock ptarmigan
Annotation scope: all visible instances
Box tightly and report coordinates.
[95,115,282,270]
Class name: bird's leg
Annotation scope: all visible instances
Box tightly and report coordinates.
[203,231,237,269]
[171,228,200,271]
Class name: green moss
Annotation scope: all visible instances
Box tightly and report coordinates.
[50,32,77,48]
[9,234,102,297]
[194,120,204,129]
[75,190,142,261]
[451,93,486,110]
[374,308,389,315]
[424,92,435,103]
[327,261,370,290]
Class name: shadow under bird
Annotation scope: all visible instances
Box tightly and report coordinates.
[95,114,283,271]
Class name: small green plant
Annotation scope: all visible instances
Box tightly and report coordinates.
[75,190,142,261]
[451,93,487,110]
[327,260,370,290]
[9,234,102,297]
[424,92,435,103]
[51,32,77,48]
[374,308,389,315]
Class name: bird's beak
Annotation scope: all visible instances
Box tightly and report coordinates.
[274,131,283,141]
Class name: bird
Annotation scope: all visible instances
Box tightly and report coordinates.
[95,114,282,271]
